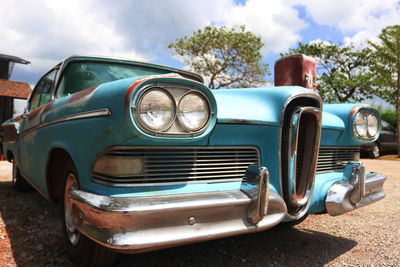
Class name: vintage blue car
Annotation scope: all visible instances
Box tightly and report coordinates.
[1,56,386,265]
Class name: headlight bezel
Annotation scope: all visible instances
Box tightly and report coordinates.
[131,84,213,137]
[352,108,381,140]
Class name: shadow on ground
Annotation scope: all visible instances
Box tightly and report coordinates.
[0,180,357,266]
[117,224,356,266]
[0,181,72,266]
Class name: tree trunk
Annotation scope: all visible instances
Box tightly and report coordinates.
[397,65,400,157]
[397,41,400,158]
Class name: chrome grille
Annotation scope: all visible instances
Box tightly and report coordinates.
[280,96,322,219]
[92,147,260,186]
[316,147,360,173]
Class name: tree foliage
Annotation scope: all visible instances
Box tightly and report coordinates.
[168,25,269,89]
[282,42,375,103]
[368,25,400,156]
[374,105,397,128]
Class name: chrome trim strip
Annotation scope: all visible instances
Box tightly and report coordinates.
[21,108,111,137]
[318,146,361,150]
[92,176,244,188]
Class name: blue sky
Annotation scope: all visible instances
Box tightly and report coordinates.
[1,0,399,88]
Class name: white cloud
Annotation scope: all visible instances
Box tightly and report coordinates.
[219,0,307,53]
[0,0,147,81]
[2,0,398,84]
[1,0,308,84]
[291,0,400,45]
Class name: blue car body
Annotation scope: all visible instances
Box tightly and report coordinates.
[1,56,386,254]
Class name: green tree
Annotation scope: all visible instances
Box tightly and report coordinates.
[368,25,400,156]
[168,25,269,89]
[282,42,375,103]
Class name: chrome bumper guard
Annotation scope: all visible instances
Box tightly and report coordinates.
[325,161,386,216]
[69,165,287,253]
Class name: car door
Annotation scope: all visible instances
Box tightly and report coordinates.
[18,69,57,189]
[380,121,397,152]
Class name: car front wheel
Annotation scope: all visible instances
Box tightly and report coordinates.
[369,143,380,159]
[62,161,117,267]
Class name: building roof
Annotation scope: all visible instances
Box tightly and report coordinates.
[0,79,31,99]
[0,54,30,64]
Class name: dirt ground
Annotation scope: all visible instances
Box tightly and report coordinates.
[0,158,399,266]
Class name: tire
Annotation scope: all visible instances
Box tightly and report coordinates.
[12,161,32,192]
[280,214,309,228]
[62,161,117,267]
[369,143,380,159]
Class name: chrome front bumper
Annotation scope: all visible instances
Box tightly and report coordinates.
[325,161,386,216]
[68,165,287,253]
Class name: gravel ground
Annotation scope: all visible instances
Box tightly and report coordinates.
[0,159,399,266]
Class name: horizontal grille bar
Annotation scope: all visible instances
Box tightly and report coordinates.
[92,147,260,186]
[316,147,360,173]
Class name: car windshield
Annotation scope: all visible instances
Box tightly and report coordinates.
[56,61,169,98]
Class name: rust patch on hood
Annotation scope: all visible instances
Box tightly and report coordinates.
[225,119,252,125]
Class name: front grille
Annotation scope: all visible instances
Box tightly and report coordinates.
[294,111,319,200]
[92,147,260,186]
[316,147,360,173]
[280,96,322,218]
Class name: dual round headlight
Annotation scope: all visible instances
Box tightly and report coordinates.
[136,87,210,134]
[138,88,175,131]
[177,92,209,131]
[353,111,379,139]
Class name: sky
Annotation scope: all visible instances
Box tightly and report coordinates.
[1,0,400,90]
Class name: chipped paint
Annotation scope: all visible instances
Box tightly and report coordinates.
[225,119,252,125]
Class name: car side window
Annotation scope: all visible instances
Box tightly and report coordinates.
[29,70,57,111]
